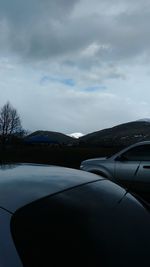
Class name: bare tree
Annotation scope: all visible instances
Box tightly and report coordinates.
[0,102,22,145]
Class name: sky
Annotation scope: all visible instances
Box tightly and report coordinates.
[0,0,150,134]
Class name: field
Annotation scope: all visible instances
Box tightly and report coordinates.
[0,145,123,169]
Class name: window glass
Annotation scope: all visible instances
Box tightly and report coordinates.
[122,145,150,161]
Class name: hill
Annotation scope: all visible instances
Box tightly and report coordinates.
[79,120,150,147]
[25,130,75,145]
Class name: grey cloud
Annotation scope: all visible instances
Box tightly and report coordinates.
[0,0,80,57]
[0,0,78,22]
[0,0,149,67]
[1,0,150,134]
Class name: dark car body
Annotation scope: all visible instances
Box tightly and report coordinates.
[0,164,150,267]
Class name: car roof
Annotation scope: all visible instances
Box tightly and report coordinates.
[111,140,150,159]
[0,163,103,213]
[127,141,150,147]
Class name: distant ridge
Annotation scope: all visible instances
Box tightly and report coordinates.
[79,120,150,147]
[25,119,150,147]
[137,118,150,123]
[25,130,75,145]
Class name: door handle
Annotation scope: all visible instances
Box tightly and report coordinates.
[143,166,150,169]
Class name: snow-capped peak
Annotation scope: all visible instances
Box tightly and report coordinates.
[68,132,84,139]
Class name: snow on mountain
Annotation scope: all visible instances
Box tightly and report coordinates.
[68,133,84,139]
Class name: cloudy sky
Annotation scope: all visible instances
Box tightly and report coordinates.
[0,0,150,134]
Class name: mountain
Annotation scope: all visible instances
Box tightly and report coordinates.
[25,130,75,145]
[137,118,150,123]
[68,133,84,139]
[79,120,150,147]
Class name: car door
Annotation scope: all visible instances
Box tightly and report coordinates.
[114,146,142,189]
[132,145,150,200]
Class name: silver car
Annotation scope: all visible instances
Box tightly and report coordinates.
[80,141,150,201]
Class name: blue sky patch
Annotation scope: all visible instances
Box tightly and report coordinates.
[61,78,75,86]
[84,85,106,92]
[40,75,75,87]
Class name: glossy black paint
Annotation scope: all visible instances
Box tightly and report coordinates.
[0,164,149,267]
[0,164,103,212]
[11,179,150,267]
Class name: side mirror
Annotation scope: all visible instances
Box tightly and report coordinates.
[116,154,128,161]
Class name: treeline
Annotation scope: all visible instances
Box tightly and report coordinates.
[0,102,27,146]
[0,102,120,167]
